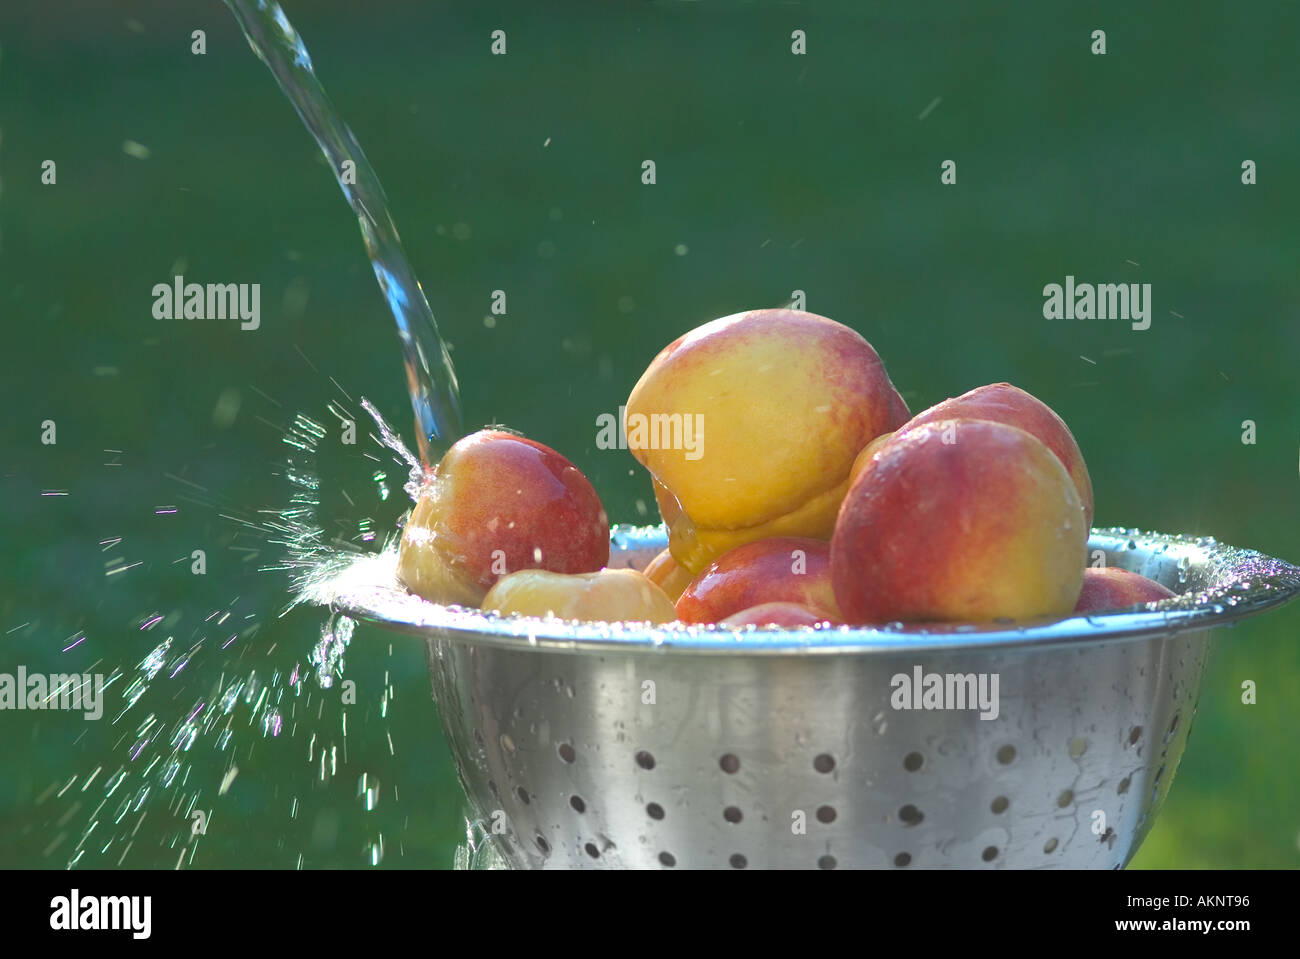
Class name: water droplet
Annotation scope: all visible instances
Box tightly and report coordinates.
[357,773,381,811]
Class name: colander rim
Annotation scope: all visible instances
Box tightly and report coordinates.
[304,525,1300,655]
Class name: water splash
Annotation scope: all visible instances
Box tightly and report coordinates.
[39,1,473,871]
[310,613,355,690]
[45,387,430,869]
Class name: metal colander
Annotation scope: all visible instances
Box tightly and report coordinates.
[313,525,1300,869]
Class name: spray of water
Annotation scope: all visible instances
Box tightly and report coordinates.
[46,385,425,868]
[41,2,480,870]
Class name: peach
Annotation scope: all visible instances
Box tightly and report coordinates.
[482,569,676,623]
[901,383,1094,529]
[1074,567,1176,613]
[675,537,842,624]
[721,602,839,628]
[642,548,694,602]
[627,309,908,574]
[396,430,609,606]
[831,419,1087,623]
[848,431,896,488]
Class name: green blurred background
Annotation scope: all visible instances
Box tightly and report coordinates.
[0,0,1296,868]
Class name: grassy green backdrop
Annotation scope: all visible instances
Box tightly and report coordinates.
[1,0,1297,868]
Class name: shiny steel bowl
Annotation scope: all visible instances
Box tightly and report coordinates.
[309,525,1300,869]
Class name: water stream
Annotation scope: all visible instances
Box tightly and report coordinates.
[222,0,464,466]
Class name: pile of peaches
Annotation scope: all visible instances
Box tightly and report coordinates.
[396,309,1174,628]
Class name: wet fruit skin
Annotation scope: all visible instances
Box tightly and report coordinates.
[720,602,839,628]
[396,430,609,607]
[1074,567,1176,613]
[626,309,909,575]
[675,537,842,624]
[831,419,1087,624]
[482,568,677,623]
[899,382,1094,530]
[642,548,694,603]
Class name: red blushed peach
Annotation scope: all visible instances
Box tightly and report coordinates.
[1074,567,1176,613]
[831,419,1087,623]
[397,430,609,606]
[627,309,909,573]
[675,537,842,624]
[901,382,1094,529]
[642,548,694,602]
[721,602,839,628]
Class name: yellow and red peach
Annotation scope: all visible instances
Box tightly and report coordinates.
[627,309,909,574]
[397,430,609,606]
[642,548,694,602]
[675,537,842,624]
[482,568,676,623]
[831,419,1086,623]
[1074,567,1176,613]
[901,382,1094,529]
[720,602,839,628]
